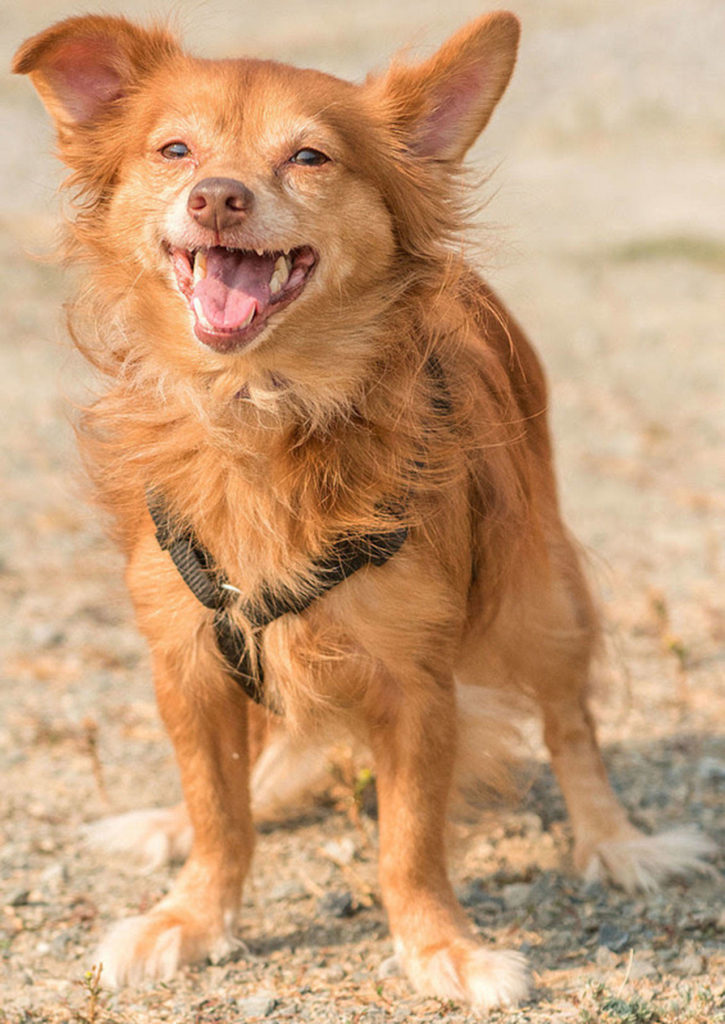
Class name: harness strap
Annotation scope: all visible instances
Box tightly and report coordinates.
[147,353,449,708]
[147,501,224,611]
[147,494,409,707]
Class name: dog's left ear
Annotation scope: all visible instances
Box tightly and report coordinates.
[367,11,520,162]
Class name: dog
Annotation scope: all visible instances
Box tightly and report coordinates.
[13,11,714,1010]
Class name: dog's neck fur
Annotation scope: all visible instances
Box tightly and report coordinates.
[75,259,467,600]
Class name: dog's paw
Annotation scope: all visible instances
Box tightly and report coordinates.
[398,938,530,1011]
[581,825,717,893]
[83,805,192,872]
[96,910,234,987]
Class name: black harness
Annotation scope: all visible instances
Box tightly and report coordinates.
[147,355,449,709]
[148,495,408,708]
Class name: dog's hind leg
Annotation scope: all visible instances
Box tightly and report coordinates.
[541,687,715,890]
[528,536,715,890]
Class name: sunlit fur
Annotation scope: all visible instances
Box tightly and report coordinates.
[14,10,714,1007]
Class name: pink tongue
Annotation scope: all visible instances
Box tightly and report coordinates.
[192,247,274,330]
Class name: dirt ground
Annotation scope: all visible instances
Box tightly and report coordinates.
[1,1,723,1022]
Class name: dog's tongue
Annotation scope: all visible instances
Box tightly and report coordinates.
[192,247,273,330]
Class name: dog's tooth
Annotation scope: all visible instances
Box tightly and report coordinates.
[275,254,290,283]
[240,306,255,328]
[192,297,212,329]
[193,250,207,283]
[270,255,290,295]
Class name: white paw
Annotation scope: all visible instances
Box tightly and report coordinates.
[397,938,530,1011]
[96,910,234,988]
[83,806,192,872]
[583,825,717,893]
[97,915,182,987]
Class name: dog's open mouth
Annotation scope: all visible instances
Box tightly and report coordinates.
[168,244,317,352]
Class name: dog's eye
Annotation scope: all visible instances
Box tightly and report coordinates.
[289,148,330,167]
[160,141,191,160]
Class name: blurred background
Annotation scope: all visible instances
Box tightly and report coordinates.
[1,1,723,1020]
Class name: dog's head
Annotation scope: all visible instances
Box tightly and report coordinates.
[14,13,519,364]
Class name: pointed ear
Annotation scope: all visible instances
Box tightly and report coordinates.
[367,11,520,162]
[12,15,179,129]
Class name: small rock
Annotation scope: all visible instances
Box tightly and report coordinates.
[529,872,560,903]
[501,883,533,909]
[30,624,66,649]
[519,812,543,836]
[597,922,630,952]
[697,756,725,782]
[51,932,73,957]
[35,941,51,955]
[377,955,400,980]
[40,863,68,888]
[677,951,705,975]
[471,839,495,859]
[581,879,608,902]
[458,878,500,908]
[237,992,277,1017]
[317,890,356,918]
[677,940,705,975]
[8,889,30,907]
[324,964,346,982]
[321,837,356,865]
[629,950,658,980]
[269,880,306,902]
[595,946,618,969]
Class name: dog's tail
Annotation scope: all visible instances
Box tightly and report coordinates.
[251,681,528,822]
[251,730,337,820]
[451,682,530,807]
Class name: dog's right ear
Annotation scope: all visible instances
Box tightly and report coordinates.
[12,15,178,136]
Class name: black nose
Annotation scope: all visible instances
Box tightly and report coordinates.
[187,177,254,231]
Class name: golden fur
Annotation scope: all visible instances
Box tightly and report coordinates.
[14,11,713,1008]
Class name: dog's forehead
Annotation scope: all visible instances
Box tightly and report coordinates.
[144,56,359,143]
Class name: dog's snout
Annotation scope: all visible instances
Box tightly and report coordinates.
[187,177,254,230]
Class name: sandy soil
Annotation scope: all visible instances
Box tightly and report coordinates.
[1,1,723,1022]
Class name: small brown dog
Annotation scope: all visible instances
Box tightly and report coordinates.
[14,11,713,1010]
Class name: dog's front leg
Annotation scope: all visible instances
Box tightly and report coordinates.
[97,649,254,987]
[369,673,529,1011]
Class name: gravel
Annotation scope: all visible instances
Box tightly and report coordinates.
[1,1,724,1022]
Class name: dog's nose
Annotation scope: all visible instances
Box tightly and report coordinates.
[187,177,254,231]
